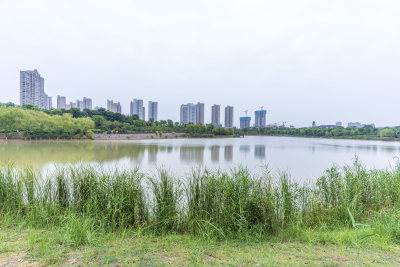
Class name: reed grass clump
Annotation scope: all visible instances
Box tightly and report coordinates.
[1,160,400,244]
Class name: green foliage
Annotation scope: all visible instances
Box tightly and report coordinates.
[238,125,400,140]
[379,128,397,138]
[0,106,94,138]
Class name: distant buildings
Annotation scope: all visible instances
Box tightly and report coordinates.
[47,97,53,109]
[179,103,204,125]
[240,117,251,129]
[20,69,51,109]
[348,122,375,128]
[107,99,121,114]
[254,110,267,128]
[130,99,145,120]
[336,122,342,127]
[57,95,67,109]
[180,103,196,124]
[148,101,158,121]
[82,97,92,110]
[56,96,92,110]
[195,102,205,124]
[224,106,234,128]
[211,104,221,127]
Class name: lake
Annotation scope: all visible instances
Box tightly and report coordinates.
[1,136,399,181]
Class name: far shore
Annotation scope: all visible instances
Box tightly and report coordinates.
[1,133,399,142]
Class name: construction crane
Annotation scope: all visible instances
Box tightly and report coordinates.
[242,110,248,116]
[259,106,264,110]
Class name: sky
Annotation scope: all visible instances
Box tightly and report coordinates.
[0,0,399,127]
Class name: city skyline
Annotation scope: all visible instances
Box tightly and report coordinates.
[2,1,400,127]
[16,73,382,128]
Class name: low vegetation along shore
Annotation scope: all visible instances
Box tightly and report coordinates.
[1,160,400,265]
[1,103,400,141]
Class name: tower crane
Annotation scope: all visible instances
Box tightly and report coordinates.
[242,110,248,116]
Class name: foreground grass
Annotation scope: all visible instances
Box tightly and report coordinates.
[2,160,400,265]
[1,225,400,266]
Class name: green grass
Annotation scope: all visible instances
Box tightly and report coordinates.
[1,160,400,265]
[1,224,400,266]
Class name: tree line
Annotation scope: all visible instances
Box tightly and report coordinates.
[238,125,400,139]
[0,103,233,138]
[1,102,398,139]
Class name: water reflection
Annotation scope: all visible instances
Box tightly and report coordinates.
[224,146,233,161]
[210,146,220,162]
[180,146,204,163]
[240,145,250,158]
[148,145,158,163]
[0,137,399,180]
[254,145,266,159]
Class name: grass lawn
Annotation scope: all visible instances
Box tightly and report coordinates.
[1,226,400,266]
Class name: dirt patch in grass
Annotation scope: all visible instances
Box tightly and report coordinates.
[0,252,37,267]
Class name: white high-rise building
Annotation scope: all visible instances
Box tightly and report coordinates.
[20,69,50,109]
[130,99,145,120]
[107,100,121,114]
[224,106,234,128]
[195,102,205,124]
[47,97,52,109]
[148,101,158,121]
[76,100,84,111]
[83,97,92,110]
[57,95,67,109]
[180,103,196,124]
[211,104,220,126]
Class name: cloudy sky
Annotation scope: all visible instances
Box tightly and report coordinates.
[0,0,399,127]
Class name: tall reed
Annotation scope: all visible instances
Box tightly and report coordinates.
[1,160,400,241]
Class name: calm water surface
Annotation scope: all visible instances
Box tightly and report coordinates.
[1,136,400,181]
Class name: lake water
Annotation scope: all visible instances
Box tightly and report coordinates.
[1,136,399,181]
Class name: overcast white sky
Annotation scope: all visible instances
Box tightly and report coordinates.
[0,0,399,127]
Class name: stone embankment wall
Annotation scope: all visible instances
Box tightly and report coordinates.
[94,133,183,140]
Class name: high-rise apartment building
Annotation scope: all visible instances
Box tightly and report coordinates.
[82,97,92,110]
[180,103,196,124]
[47,97,52,109]
[224,106,234,128]
[255,110,267,128]
[20,69,50,109]
[148,101,158,121]
[211,104,220,126]
[107,100,121,114]
[130,99,145,120]
[76,100,83,111]
[240,117,251,129]
[195,102,205,124]
[57,95,67,109]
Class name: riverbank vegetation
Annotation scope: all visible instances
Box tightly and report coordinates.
[0,104,233,138]
[0,105,94,139]
[238,125,400,140]
[1,103,398,140]
[1,160,400,264]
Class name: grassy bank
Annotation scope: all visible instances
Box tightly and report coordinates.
[1,161,400,264]
[2,225,400,266]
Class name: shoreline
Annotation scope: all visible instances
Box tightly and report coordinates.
[0,133,399,142]
[243,134,400,142]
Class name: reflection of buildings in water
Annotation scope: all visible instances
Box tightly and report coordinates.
[224,145,233,161]
[210,146,220,162]
[180,146,204,163]
[239,145,250,159]
[254,145,266,159]
[147,145,159,163]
